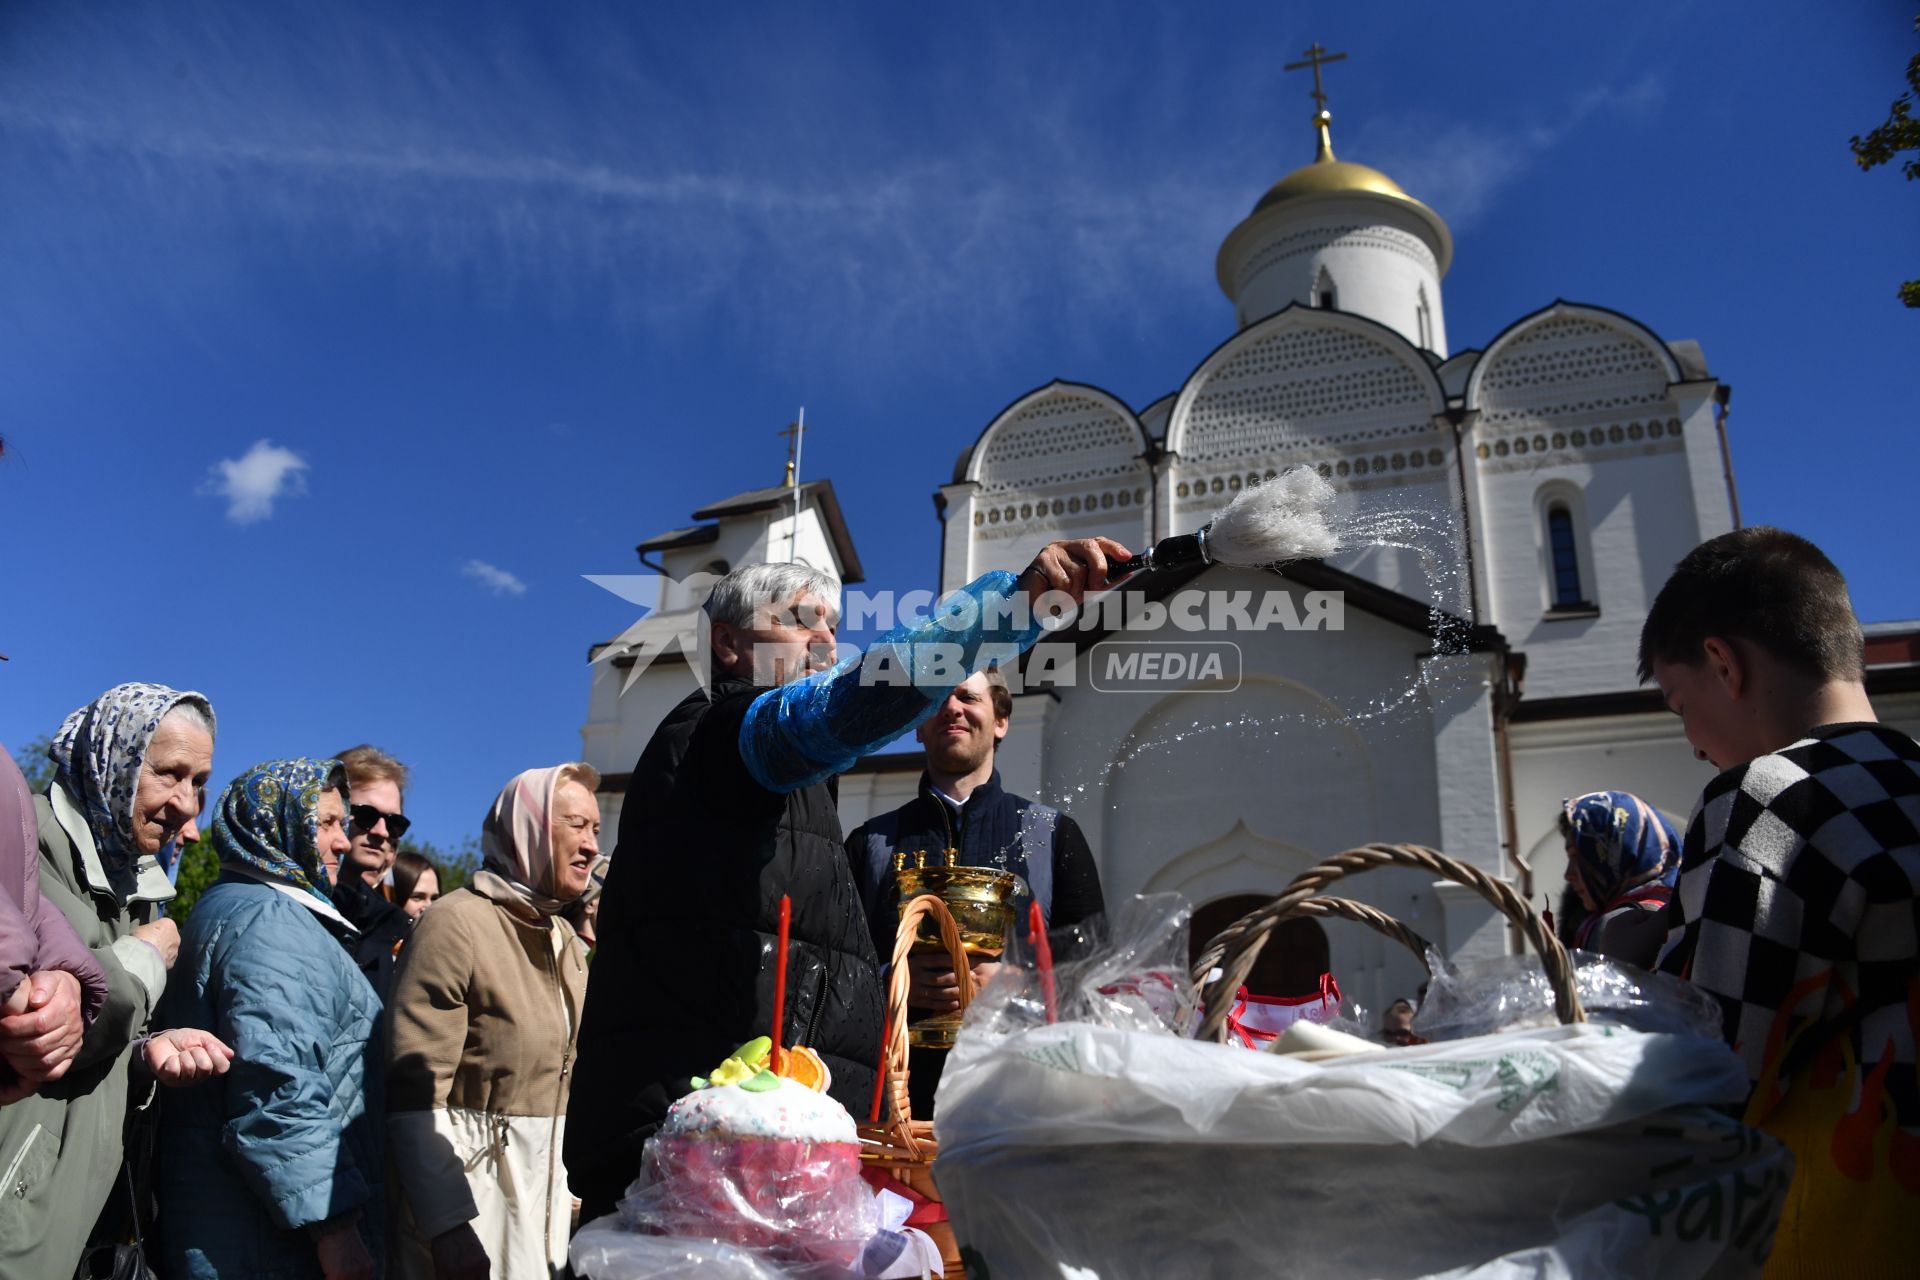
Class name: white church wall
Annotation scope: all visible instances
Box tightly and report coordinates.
[1478,433,1704,698]
[1032,565,1463,1006]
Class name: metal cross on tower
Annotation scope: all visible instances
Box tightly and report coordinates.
[1283,42,1347,113]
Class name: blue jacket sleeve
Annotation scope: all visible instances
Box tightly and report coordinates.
[740,570,1045,793]
[213,905,370,1231]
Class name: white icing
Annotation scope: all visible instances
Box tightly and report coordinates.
[661,1077,858,1144]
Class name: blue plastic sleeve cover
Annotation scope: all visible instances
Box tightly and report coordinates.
[739,570,1045,794]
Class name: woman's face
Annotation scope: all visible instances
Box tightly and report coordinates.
[1563,838,1597,911]
[133,717,214,856]
[402,867,440,919]
[548,779,601,902]
[314,789,352,885]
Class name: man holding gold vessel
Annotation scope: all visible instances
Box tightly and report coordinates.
[848,666,1105,1111]
[567,537,1129,1223]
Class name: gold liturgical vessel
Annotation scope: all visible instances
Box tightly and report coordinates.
[893,850,1019,1049]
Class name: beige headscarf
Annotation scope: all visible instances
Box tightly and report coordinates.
[475,763,600,918]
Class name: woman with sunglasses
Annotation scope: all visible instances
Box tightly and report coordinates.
[386,764,600,1280]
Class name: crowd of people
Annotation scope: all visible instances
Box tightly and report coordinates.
[1,524,1915,1277]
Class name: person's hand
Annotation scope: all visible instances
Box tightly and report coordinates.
[143,1027,234,1087]
[0,969,85,1087]
[315,1218,376,1280]
[1018,537,1134,612]
[132,917,181,969]
[904,950,963,1012]
[969,958,1002,993]
[430,1221,491,1280]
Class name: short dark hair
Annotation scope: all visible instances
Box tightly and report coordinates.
[1638,527,1862,684]
[983,666,1012,721]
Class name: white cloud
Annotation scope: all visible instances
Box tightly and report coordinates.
[461,560,527,597]
[199,439,308,523]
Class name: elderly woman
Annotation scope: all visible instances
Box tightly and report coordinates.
[156,758,385,1279]
[0,683,232,1275]
[1559,790,1682,968]
[388,764,599,1280]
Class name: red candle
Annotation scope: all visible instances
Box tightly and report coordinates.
[771,895,791,1069]
[1030,900,1057,1025]
[868,1012,891,1123]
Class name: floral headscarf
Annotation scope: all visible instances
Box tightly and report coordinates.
[49,682,216,875]
[212,758,348,907]
[1561,790,1681,910]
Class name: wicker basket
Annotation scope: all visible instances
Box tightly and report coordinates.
[857,892,974,1274]
[1190,842,1587,1042]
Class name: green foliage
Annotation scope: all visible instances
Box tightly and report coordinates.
[167,834,221,923]
[1849,16,1920,306]
[11,735,56,795]
[399,835,482,894]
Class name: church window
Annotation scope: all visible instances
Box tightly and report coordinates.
[1135,488,1146,504]
[1174,483,1188,499]
[1373,455,1388,472]
[1118,490,1131,507]
[1100,492,1114,509]
[1475,444,1490,460]
[1264,469,1277,481]
[1571,429,1587,447]
[1628,423,1644,441]
[1514,438,1529,455]
[1547,506,1584,608]
[1647,422,1663,439]
[1551,433,1566,450]
[1228,475,1242,492]
[1313,268,1338,310]
[1317,463,1332,478]
[1070,496,1083,512]
[1494,440,1510,457]
[1354,458,1368,476]
[1416,287,1433,349]
[974,512,983,527]
[1536,483,1599,615]
[1427,449,1443,465]
[1608,425,1624,443]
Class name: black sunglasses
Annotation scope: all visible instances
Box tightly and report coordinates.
[350,804,411,840]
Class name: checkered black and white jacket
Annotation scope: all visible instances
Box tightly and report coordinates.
[1657,722,1920,1128]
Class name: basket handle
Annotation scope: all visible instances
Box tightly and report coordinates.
[1192,843,1584,1042]
[878,894,975,1135]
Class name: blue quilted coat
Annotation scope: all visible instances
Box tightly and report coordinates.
[155,876,385,1278]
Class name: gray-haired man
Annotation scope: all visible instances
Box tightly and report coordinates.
[568,538,1127,1222]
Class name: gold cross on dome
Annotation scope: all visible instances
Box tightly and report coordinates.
[1283,42,1348,113]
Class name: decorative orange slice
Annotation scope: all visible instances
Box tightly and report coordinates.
[774,1044,832,1092]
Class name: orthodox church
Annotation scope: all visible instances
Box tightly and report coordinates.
[583,65,1920,1012]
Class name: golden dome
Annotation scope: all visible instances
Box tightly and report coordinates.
[1232,112,1452,275]
[1252,115,1422,213]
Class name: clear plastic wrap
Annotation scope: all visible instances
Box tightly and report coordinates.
[1413,947,1725,1043]
[963,892,1197,1039]
[604,1131,878,1279]
[741,570,1047,792]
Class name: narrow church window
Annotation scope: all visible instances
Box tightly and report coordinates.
[1547,505,1585,608]
[1416,288,1433,349]
[1313,268,1338,311]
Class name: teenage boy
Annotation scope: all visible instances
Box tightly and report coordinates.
[1640,526,1918,1273]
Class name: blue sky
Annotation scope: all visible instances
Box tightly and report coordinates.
[2,0,1915,851]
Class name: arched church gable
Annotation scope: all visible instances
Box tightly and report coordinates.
[964,381,1148,494]
[961,381,1152,576]
[1465,302,1682,434]
[1164,307,1447,471]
